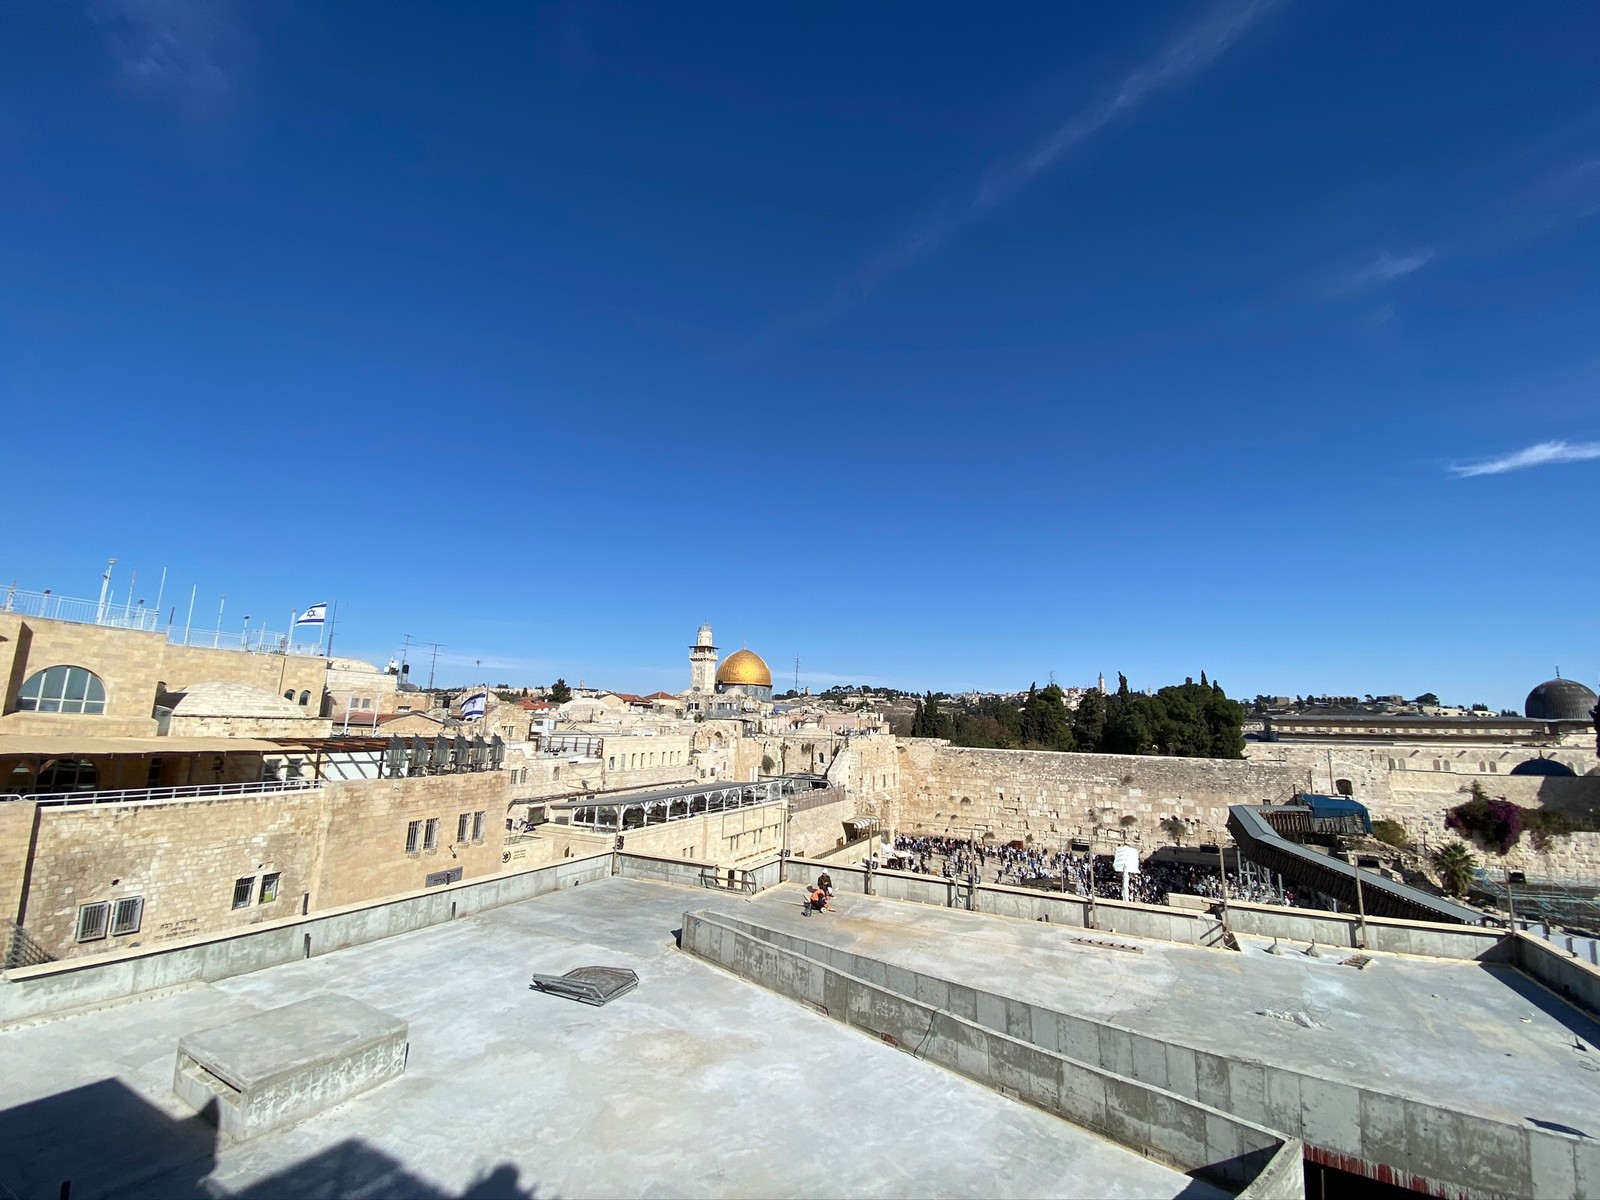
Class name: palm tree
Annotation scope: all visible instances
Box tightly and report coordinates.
[1432,842,1478,896]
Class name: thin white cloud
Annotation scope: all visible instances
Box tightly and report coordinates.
[771,0,1287,339]
[1329,249,1434,296]
[1450,439,1600,478]
[96,0,237,103]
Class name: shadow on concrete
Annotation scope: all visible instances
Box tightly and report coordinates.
[1482,961,1600,1044]
[0,1078,543,1200]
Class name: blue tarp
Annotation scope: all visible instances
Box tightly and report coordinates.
[1297,793,1373,834]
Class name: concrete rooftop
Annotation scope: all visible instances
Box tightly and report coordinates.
[0,877,1217,1200]
[736,885,1600,1137]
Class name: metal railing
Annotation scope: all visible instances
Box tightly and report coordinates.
[0,585,324,656]
[1,586,163,631]
[3,922,55,970]
[3,777,322,808]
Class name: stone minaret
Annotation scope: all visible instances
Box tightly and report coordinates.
[689,623,718,693]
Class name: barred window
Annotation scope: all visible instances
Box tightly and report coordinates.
[472,810,485,842]
[457,812,471,845]
[232,877,255,909]
[406,820,422,853]
[259,873,281,904]
[111,897,144,936]
[76,901,110,942]
[423,818,439,851]
[18,665,106,715]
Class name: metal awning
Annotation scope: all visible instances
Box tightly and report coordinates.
[0,736,286,757]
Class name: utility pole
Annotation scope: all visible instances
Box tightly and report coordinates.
[96,557,116,623]
[427,643,445,691]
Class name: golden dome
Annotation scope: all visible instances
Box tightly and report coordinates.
[715,649,772,688]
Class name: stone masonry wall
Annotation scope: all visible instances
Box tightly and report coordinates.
[893,740,1299,848]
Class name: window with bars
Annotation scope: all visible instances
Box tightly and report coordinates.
[472,811,485,842]
[423,818,439,851]
[111,896,144,935]
[406,820,422,853]
[76,901,110,942]
[232,877,256,909]
[260,873,281,904]
[457,812,471,844]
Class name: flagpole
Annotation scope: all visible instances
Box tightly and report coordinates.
[289,611,297,654]
[324,600,337,658]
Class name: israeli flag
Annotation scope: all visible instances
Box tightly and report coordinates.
[295,603,328,626]
[461,691,487,720]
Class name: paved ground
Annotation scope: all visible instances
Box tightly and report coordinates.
[738,884,1600,1135]
[0,878,1216,1200]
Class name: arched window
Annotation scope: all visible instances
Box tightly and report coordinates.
[284,689,296,701]
[298,690,310,706]
[18,666,107,715]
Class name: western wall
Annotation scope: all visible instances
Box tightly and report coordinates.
[883,737,1600,881]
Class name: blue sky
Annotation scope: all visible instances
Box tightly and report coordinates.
[3,1,1597,708]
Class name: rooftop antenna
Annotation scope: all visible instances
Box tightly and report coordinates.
[96,557,116,624]
[794,656,801,695]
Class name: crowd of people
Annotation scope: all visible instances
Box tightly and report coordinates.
[888,834,1296,907]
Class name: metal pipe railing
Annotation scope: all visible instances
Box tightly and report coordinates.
[2,778,323,808]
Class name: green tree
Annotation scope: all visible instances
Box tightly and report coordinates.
[1072,688,1107,753]
[1414,693,1440,706]
[1021,683,1074,751]
[548,678,572,704]
[1371,819,1411,849]
[1159,816,1186,845]
[1431,842,1478,896]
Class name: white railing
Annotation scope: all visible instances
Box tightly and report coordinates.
[0,585,324,656]
[0,586,163,631]
[2,778,323,808]
[165,626,324,656]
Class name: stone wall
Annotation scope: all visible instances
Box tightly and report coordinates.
[0,614,166,736]
[893,740,1298,847]
[9,767,517,960]
[786,788,853,858]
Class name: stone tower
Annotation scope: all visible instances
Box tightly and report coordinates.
[689,623,718,694]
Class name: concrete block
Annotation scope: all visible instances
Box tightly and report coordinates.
[911,972,949,1011]
[1055,1014,1098,1064]
[882,962,916,999]
[1103,1076,1152,1153]
[1574,1132,1600,1200]
[1130,1035,1169,1089]
[1195,1050,1231,1109]
[1028,1004,1059,1052]
[1359,1089,1410,1172]
[1100,1026,1134,1077]
[1262,1068,1302,1136]
[1227,1059,1267,1124]
[1164,1044,1198,1101]
[1204,1110,1245,1166]
[1432,1110,1529,1199]
[974,989,1007,1034]
[1298,1075,1360,1155]
[944,982,978,1023]
[1003,996,1033,1043]
[173,995,407,1142]
[1058,1063,1108,1131]
[1147,1092,1207,1170]
[1527,1131,1576,1200]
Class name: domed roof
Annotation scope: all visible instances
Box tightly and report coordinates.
[1524,677,1597,721]
[169,682,308,718]
[716,649,771,688]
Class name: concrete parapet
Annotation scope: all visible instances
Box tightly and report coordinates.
[0,853,611,1026]
[680,909,1303,1199]
[1223,903,1511,961]
[173,995,407,1142]
[691,905,1594,1199]
[1512,931,1600,1016]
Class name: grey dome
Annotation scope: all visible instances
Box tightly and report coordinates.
[1524,678,1597,721]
